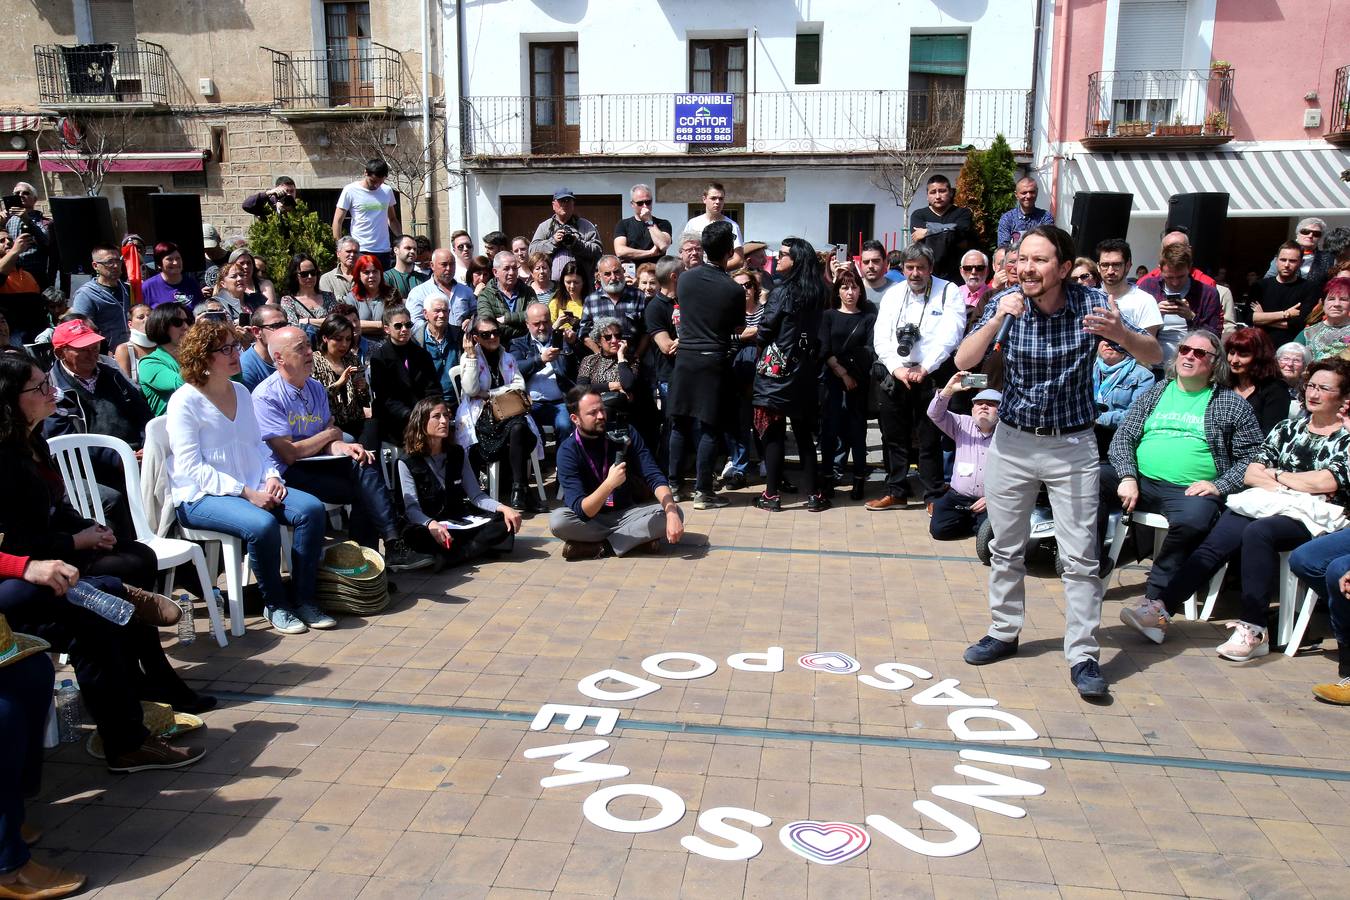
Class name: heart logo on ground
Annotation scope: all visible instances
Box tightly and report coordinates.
[797,652,861,674]
[779,820,871,865]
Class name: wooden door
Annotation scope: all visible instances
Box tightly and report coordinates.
[324,1,373,107]
[122,186,161,240]
[530,43,579,155]
[501,194,622,277]
[689,39,747,149]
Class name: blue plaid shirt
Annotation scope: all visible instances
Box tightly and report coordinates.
[976,283,1143,431]
[996,206,1055,246]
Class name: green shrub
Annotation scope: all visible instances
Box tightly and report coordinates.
[247,200,336,289]
[980,135,1017,246]
[955,148,988,247]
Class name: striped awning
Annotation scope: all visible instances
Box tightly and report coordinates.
[1068,145,1350,217]
[0,115,43,133]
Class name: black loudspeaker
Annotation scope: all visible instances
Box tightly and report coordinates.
[1070,192,1133,258]
[1166,192,1229,275]
[149,193,206,273]
[48,196,114,275]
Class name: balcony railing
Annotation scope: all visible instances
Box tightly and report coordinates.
[1083,68,1234,148]
[264,43,407,114]
[33,40,169,107]
[460,89,1030,159]
[1327,64,1350,146]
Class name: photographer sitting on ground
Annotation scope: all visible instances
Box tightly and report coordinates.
[927,372,1000,539]
[549,386,683,560]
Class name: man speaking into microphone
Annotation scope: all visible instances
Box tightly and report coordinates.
[954,226,1161,699]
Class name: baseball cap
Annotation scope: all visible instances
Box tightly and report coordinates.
[552,188,576,201]
[201,223,221,249]
[52,319,104,350]
[973,389,1003,405]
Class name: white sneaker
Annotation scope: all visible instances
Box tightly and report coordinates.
[720,461,736,480]
[1120,598,1170,644]
[1216,621,1269,662]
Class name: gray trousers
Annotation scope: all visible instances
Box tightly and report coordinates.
[984,424,1102,664]
[548,503,681,556]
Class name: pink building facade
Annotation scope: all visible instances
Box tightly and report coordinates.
[1035,0,1350,275]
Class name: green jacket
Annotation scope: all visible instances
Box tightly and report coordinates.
[475,279,537,344]
[138,345,183,417]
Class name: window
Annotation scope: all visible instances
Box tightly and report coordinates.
[828,205,875,257]
[89,0,136,45]
[689,39,747,148]
[1110,0,1188,127]
[908,34,968,147]
[530,42,579,155]
[795,32,821,85]
[324,1,373,107]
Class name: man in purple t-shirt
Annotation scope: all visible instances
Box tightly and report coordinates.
[252,326,432,573]
[926,372,1000,540]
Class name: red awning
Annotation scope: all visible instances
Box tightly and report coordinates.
[0,151,33,172]
[39,150,207,173]
[0,116,43,133]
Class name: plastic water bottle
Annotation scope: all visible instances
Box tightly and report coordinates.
[43,695,59,749]
[176,594,195,645]
[55,680,82,743]
[67,580,133,626]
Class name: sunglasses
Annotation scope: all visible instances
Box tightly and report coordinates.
[1299,229,1323,237]
[1074,273,1095,282]
[633,199,652,206]
[168,317,188,327]
[259,321,287,331]
[601,333,622,342]
[298,269,317,277]
[209,342,243,356]
[389,322,412,331]
[453,243,472,251]
[1175,345,1214,360]
[961,265,987,272]
[476,329,500,339]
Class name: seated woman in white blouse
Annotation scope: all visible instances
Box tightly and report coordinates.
[399,397,521,569]
[165,320,331,636]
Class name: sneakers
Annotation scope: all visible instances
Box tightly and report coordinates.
[107,736,205,773]
[1120,598,1170,644]
[1070,659,1109,698]
[753,493,782,512]
[1216,621,1269,662]
[669,480,690,502]
[122,585,182,627]
[383,537,434,572]
[0,858,87,899]
[562,540,606,560]
[806,493,832,512]
[296,603,337,630]
[963,635,1018,665]
[1312,676,1350,705]
[694,491,730,509]
[265,605,308,635]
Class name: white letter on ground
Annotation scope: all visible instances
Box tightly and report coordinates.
[866,802,982,858]
[576,669,661,703]
[947,709,1039,742]
[910,679,998,707]
[858,663,934,692]
[530,704,622,737]
[641,652,718,681]
[680,807,772,861]
[726,647,784,672]
[582,784,686,833]
[523,739,630,789]
[931,765,1046,819]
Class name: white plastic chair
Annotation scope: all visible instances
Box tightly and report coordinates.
[48,432,229,647]
[1106,510,1226,621]
[452,363,548,505]
[144,417,248,638]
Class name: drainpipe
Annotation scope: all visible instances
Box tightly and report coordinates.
[1028,0,1044,167]
[1048,0,1072,220]
[456,0,470,229]
[420,0,432,235]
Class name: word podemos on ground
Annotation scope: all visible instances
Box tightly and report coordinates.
[522,647,1050,864]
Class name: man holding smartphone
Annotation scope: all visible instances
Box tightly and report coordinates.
[2,182,52,290]
[927,372,1000,540]
[511,301,577,442]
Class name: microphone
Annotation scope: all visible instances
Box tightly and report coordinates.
[992,312,1016,353]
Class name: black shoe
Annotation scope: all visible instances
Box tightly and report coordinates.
[722,471,747,490]
[1070,659,1109,699]
[753,493,782,512]
[509,488,537,513]
[963,635,1019,666]
[780,478,797,494]
[806,493,831,512]
[850,478,865,501]
[384,537,435,572]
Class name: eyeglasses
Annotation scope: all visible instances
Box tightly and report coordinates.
[389,322,413,331]
[259,321,287,331]
[209,342,243,356]
[19,375,51,394]
[961,265,987,272]
[1073,273,1096,283]
[168,317,188,327]
[92,258,119,268]
[1306,381,1340,395]
[1176,345,1215,360]
[601,333,622,342]
[1097,261,1126,270]
[476,329,500,339]
[633,199,652,206]
[298,270,317,278]
[1299,229,1323,238]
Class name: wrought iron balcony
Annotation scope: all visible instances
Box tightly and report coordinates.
[263,43,408,118]
[1327,64,1350,147]
[1082,67,1234,150]
[459,89,1030,161]
[33,40,169,108]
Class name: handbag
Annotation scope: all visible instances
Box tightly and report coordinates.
[488,388,530,420]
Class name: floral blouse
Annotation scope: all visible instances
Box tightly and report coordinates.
[1256,417,1350,506]
[279,291,338,328]
[312,351,370,437]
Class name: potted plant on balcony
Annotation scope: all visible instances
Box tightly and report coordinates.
[1205,111,1230,136]
[1158,115,1183,137]
[1091,118,1111,137]
[1210,60,1232,75]
[1117,120,1150,137]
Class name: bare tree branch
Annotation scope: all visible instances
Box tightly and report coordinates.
[38,110,146,197]
[868,91,967,243]
[324,112,460,234]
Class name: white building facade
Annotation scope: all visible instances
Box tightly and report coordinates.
[442,0,1037,253]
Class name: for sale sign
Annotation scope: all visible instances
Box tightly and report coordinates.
[673,93,735,143]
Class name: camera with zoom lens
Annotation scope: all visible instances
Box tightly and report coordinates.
[557,225,580,245]
[895,323,921,357]
[600,390,632,462]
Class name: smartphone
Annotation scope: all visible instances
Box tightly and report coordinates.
[835,245,848,264]
[622,262,636,279]
[961,373,989,389]
[0,195,19,210]
[237,312,250,327]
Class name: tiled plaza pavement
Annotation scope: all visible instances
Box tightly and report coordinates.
[29,496,1350,899]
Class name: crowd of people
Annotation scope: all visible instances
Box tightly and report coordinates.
[2,162,1350,893]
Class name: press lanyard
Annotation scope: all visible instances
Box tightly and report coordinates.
[574,430,614,506]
